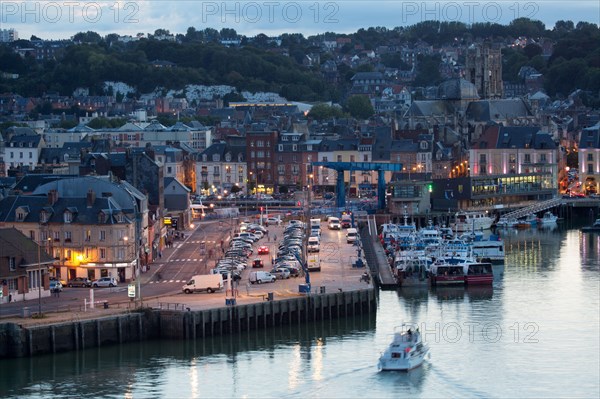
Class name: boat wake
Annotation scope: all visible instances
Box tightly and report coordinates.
[276,364,375,398]
[428,364,493,398]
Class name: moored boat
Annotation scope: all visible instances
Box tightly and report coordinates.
[452,211,494,232]
[396,254,430,287]
[429,262,465,285]
[471,237,505,264]
[378,326,429,371]
[464,262,494,285]
[581,218,600,232]
[538,211,558,226]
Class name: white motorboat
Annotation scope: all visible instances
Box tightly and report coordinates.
[378,326,430,371]
[452,211,494,232]
[538,211,558,226]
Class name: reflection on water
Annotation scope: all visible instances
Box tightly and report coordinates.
[0,315,376,399]
[0,226,598,398]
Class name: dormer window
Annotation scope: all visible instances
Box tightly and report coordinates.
[40,211,48,223]
[212,154,220,162]
[292,136,299,141]
[116,213,125,223]
[225,153,232,162]
[203,154,207,162]
[98,212,106,224]
[420,141,428,150]
[16,210,25,221]
[64,211,72,223]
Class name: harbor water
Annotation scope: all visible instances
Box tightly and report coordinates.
[0,224,599,398]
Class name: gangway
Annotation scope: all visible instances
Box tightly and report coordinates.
[500,197,563,220]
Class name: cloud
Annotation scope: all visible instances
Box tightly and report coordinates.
[2,0,599,40]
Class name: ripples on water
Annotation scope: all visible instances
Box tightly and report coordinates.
[0,225,598,398]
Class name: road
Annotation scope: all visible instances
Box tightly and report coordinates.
[0,219,236,318]
[0,215,370,318]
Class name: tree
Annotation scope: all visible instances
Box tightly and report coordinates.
[413,54,442,86]
[72,31,102,43]
[345,95,374,120]
[223,91,245,106]
[308,103,344,121]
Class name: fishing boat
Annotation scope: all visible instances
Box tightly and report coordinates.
[452,211,494,232]
[395,253,430,287]
[463,262,494,285]
[378,326,430,371]
[434,243,494,285]
[581,218,600,232]
[470,236,505,264]
[429,262,465,285]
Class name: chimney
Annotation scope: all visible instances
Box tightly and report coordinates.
[86,189,96,207]
[47,189,58,205]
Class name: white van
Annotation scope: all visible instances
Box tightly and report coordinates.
[346,228,358,243]
[310,218,321,228]
[249,271,276,284]
[307,236,320,252]
[182,274,223,294]
[307,255,321,271]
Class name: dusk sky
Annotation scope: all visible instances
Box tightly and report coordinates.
[1,0,599,40]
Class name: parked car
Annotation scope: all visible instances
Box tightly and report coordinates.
[92,277,118,288]
[67,277,92,288]
[270,267,291,279]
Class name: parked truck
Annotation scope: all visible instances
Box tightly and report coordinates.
[182,274,224,294]
[307,254,321,272]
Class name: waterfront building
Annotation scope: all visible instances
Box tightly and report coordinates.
[197,142,246,195]
[0,176,148,284]
[579,123,600,195]
[431,125,558,210]
[0,227,54,303]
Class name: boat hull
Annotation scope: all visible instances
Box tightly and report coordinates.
[379,356,427,371]
[431,275,465,285]
[465,274,493,285]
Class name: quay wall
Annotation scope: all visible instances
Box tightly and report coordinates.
[0,289,376,358]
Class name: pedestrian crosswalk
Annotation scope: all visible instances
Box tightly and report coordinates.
[148,279,185,284]
[168,258,203,262]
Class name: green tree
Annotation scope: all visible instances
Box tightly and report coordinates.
[308,103,344,121]
[72,31,102,43]
[413,54,442,86]
[344,95,374,120]
[223,91,246,106]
